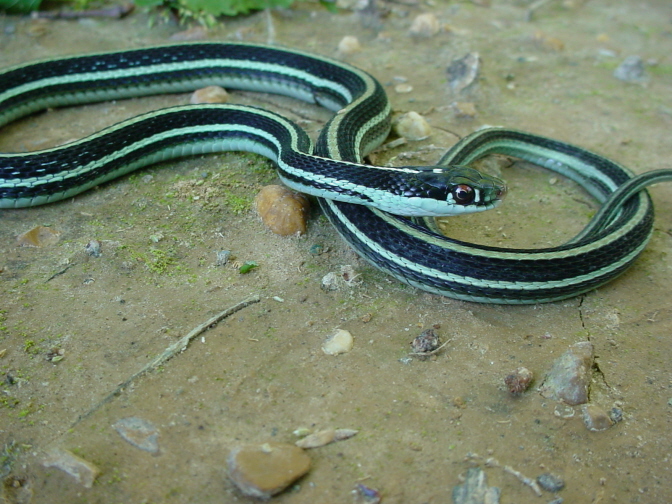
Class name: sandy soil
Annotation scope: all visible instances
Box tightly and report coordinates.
[1,1,671,502]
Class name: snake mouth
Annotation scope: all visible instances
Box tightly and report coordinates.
[495,184,508,201]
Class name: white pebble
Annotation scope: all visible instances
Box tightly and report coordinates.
[393,111,432,141]
[338,35,362,55]
[394,83,413,94]
[292,427,312,437]
[321,271,339,291]
[409,13,440,38]
[190,85,229,104]
[42,449,100,488]
[295,429,336,448]
[295,428,359,448]
[322,329,354,355]
[333,428,359,441]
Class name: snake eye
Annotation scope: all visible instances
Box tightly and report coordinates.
[451,184,475,205]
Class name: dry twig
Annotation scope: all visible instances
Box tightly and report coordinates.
[71,294,260,426]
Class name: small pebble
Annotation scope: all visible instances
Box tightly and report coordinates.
[393,111,432,141]
[255,185,310,236]
[16,225,61,247]
[295,429,334,448]
[539,341,594,406]
[309,243,324,256]
[292,427,312,437]
[42,448,100,488]
[409,13,440,37]
[536,472,565,492]
[85,240,102,257]
[46,347,65,363]
[321,271,339,291]
[337,35,362,55]
[113,416,160,453]
[453,467,501,504]
[295,428,358,448]
[354,483,382,504]
[451,101,477,118]
[215,250,231,266]
[609,407,623,424]
[333,428,358,441]
[504,367,534,395]
[614,55,647,83]
[321,265,360,291]
[322,329,354,355]
[394,83,414,94]
[447,52,480,93]
[582,404,614,432]
[190,85,229,104]
[227,442,311,499]
[410,328,441,354]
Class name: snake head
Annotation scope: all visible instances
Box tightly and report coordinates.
[404,165,507,215]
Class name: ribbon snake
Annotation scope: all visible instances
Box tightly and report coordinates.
[1,43,670,303]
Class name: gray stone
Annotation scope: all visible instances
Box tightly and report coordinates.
[42,448,100,488]
[453,467,500,504]
[537,472,565,492]
[614,55,647,82]
[582,404,614,432]
[539,341,594,405]
[113,416,160,454]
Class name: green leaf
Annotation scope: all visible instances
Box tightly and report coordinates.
[0,0,42,14]
[137,0,297,24]
[134,0,164,7]
[319,0,338,14]
[239,261,258,274]
[181,0,295,17]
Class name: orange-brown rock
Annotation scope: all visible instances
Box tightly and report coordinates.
[254,185,310,236]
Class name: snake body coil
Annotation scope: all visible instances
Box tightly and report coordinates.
[1,43,670,303]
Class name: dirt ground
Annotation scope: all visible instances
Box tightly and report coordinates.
[1,1,671,502]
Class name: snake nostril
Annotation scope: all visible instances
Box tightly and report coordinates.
[496,185,508,200]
